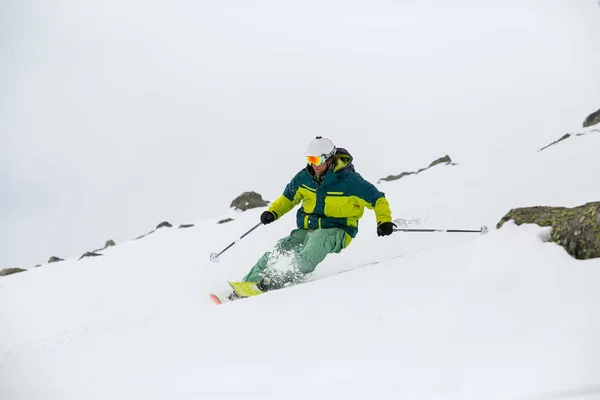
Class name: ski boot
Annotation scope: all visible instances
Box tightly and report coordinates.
[257,270,304,292]
[227,291,241,301]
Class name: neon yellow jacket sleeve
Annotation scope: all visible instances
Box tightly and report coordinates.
[268,194,300,219]
[367,197,393,226]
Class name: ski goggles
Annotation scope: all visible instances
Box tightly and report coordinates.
[306,147,336,166]
[306,154,328,166]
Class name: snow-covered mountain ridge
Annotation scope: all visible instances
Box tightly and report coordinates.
[1,125,599,400]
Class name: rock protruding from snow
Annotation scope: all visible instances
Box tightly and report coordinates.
[0,267,27,277]
[583,108,600,128]
[92,239,116,253]
[379,155,455,182]
[428,155,452,168]
[539,133,571,152]
[78,252,103,260]
[497,202,600,260]
[48,256,64,263]
[230,191,269,211]
[156,221,172,229]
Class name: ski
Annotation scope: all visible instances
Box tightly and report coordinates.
[209,281,265,305]
[209,293,224,305]
[209,250,424,305]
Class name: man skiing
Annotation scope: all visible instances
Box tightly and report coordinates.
[241,136,395,292]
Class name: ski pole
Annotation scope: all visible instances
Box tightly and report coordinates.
[210,222,262,263]
[393,226,488,234]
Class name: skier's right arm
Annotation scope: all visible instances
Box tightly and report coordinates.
[267,174,302,220]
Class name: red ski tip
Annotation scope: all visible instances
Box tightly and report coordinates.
[209,293,223,305]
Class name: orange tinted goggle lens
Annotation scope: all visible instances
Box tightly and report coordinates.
[306,155,324,166]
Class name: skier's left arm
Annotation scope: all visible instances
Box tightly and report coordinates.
[358,179,392,224]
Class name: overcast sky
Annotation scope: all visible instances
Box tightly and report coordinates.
[1,0,599,269]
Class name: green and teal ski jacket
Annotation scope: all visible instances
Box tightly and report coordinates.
[267,148,393,247]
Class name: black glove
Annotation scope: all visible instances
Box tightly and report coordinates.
[260,211,276,225]
[377,222,396,237]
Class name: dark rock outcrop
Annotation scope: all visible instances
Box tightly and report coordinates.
[0,268,27,277]
[135,222,172,240]
[379,155,455,183]
[230,192,269,211]
[583,108,600,128]
[48,256,64,263]
[135,221,172,240]
[428,155,452,168]
[539,133,571,152]
[380,172,416,182]
[179,224,195,229]
[78,252,103,260]
[93,239,116,253]
[135,232,152,240]
[217,218,234,224]
[538,130,599,152]
[497,202,600,260]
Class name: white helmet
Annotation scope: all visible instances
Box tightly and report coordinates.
[305,136,336,165]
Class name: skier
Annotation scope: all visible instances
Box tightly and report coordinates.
[241,136,395,292]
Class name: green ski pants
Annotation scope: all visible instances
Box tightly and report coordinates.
[243,228,347,283]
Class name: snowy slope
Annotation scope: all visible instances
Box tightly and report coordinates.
[2,129,600,400]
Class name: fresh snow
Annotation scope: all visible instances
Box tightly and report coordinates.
[2,129,600,400]
[3,2,600,398]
